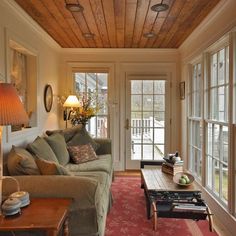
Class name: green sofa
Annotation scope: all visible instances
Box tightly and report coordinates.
[2,125,113,236]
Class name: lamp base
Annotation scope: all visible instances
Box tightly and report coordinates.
[10,191,30,207]
[1,197,21,216]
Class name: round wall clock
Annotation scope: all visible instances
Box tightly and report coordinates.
[44,84,53,112]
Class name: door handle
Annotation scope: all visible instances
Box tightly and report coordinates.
[125,118,130,130]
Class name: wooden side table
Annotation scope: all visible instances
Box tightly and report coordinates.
[0,198,71,236]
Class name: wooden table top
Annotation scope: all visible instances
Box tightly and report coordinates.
[141,168,199,192]
[0,198,71,231]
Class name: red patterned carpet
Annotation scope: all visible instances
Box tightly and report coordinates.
[105,176,219,236]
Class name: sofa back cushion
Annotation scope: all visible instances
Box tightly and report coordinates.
[7,146,40,175]
[35,158,70,175]
[67,127,100,151]
[46,125,84,142]
[45,133,70,166]
[67,143,98,164]
[27,136,58,163]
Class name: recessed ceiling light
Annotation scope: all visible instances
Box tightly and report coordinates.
[66,3,84,12]
[143,32,157,38]
[151,3,169,12]
[83,33,95,39]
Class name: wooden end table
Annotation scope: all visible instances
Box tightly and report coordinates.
[0,198,71,236]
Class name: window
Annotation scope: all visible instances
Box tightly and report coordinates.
[74,72,108,138]
[208,48,229,121]
[188,63,202,179]
[206,46,229,205]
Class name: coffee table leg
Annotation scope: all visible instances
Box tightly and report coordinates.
[206,206,213,232]
[152,201,158,231]
[144,189,152,219]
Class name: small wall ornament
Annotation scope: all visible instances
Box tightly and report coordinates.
[44,84,53,112]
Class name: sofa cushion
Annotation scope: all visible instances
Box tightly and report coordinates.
[46,125,83,142]
[35,158,70,175]
[45,133,70,166]
[67,143,98,164]
[65,154,112,174]
[7,146,40,175]
[67,127,100,151]
[27,136,58,163]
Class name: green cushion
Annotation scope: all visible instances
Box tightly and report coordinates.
[45,133,70,166]
[46,125,84,142]
[27,136,58,163]
[35,157,70,175]
[65,154,112,174]
[7,146,40,175]
[67,127,100,151]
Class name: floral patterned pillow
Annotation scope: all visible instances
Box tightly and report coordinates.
[67,143,98,164]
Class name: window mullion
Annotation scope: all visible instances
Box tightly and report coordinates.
[152,81,154,160]
[219,125,223,199]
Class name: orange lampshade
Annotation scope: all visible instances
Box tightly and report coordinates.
[0,83,29,125]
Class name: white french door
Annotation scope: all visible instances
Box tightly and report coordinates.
[125,75,170,169]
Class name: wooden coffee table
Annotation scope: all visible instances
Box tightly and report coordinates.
[0,198,71,236]
[141,168,213,231]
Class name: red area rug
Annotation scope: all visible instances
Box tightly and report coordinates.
[105,176,218,236]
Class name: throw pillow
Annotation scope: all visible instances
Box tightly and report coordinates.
[7,146,40,176]
[46,125,84,142]
[67,143,98,164]
[27,136,58,163]
[67,127,100,151]
[45,133,70,166]
[35,158,70,175]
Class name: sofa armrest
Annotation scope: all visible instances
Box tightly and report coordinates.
[94,138,112,155]
[2,175,100,211]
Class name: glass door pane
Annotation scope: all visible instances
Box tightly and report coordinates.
[126,79,168,169]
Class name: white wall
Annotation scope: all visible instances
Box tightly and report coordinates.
[0,0,60,155]
[1,0,235,233]
[59,49,181,170]
[179,0,236,235]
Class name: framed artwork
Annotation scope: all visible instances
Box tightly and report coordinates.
[44,84,53,112]
[179,81,185,100]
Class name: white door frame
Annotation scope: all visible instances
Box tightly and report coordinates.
[125,74,171,170]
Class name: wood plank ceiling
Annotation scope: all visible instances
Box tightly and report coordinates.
[14,0,221,48]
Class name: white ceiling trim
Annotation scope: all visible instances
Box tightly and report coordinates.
[60,48,179,55]
[2,0,61,52]
[179,0,236,62]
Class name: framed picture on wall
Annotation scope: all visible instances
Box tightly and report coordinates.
[179,81,185,100]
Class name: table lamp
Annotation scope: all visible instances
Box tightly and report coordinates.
[63,95,80,128]
[0,83,29,215]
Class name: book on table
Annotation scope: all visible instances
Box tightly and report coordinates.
[172,204,207,213]
[161,162,183,175]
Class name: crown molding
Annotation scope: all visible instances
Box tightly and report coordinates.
[61,47,179,55]
[2,0,61,52]
[179,0,236,62]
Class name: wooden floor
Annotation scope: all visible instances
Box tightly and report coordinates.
[115,170,141,177]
